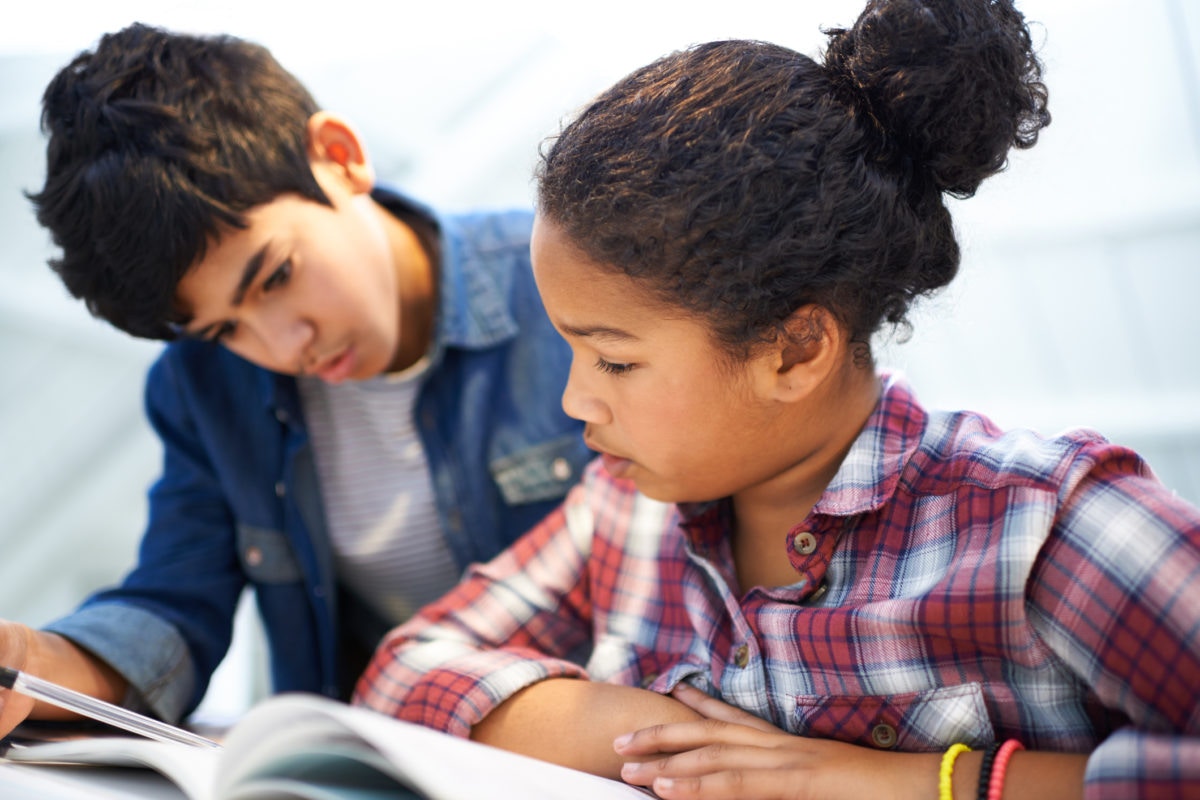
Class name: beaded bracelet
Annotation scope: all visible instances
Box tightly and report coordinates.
[986,739,1025,800]
[938,742,972,800]
[975,742,1002,800]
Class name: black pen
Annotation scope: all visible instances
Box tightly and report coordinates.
[0,666,220,749]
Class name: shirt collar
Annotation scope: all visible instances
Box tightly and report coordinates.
[371,186,520,356]
[814,370,927,516]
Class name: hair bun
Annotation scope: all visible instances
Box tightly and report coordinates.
[823,0,1050,197]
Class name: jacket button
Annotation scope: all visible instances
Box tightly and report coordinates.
[275,408,289,424]
[551,457,572,481]
[793,531,817,555]
[871,723,898,749]
[733,644,750,668]
[275,481,286,498]
[244,546,264,567]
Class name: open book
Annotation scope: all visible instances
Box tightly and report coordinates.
[1,692,650,799]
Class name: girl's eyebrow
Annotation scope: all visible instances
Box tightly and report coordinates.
[559,323,640,343]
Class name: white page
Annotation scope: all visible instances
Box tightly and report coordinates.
[217,694,650,800]
[3,737,220,800]
[0,760,189,799]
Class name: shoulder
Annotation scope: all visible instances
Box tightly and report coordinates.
[911,407,1135,500]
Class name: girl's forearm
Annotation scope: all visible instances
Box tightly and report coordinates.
[469,677,703,778]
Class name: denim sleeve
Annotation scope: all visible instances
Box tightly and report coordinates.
[39,346,252,720]
[43,603,195,723]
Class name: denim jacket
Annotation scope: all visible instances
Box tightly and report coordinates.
[45,189,590,722]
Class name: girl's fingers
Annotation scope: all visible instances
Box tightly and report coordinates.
[620,742,824,799]
[669,684,780,733]
[614,717,771,757]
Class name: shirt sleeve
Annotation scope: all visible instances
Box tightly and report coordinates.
[352,483,598,738]
[1027,441,1200,799]
[45,349,248,721]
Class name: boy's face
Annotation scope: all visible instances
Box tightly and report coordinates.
[175,159,408,383]
[531,215,797,505]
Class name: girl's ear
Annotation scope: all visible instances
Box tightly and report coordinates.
[305,111,375,194]
[764,305,844,403]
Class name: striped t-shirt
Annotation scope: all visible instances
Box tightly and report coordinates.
[299,360,462,625]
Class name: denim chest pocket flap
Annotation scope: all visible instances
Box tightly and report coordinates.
[793,682,994,752]
[235,523,305,584]
[490,434,591,505]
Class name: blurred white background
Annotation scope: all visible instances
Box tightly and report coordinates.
[1,0,1197,721]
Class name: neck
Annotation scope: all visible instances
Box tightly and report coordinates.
[383,208,437,373]
[730,362,880,588]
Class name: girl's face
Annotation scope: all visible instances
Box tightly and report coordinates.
[531,215,801,505]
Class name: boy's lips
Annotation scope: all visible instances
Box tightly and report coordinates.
[311,346,356,384]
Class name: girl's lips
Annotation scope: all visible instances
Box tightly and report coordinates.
[314,347,356,384]
[600,452,633,479]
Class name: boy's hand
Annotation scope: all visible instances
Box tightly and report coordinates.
[614,682,935,800]
[0,621,38,738]
[0,624,129,739]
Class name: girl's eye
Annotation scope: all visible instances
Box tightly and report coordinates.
[262,259,292,292]
[595,357,635,376]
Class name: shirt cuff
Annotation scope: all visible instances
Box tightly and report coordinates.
[43,602,195,724]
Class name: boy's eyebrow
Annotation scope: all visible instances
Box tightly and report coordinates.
[231,246,269,307]
[559,323,639,342]
[178,245,269,339]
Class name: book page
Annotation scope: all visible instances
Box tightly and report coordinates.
[217,693,650,800]
[2,736,220,800]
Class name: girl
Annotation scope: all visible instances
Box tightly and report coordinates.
[356,1,1200,797]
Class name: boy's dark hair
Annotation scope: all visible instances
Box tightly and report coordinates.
[536,0,1050,358]
[27,23,329,340]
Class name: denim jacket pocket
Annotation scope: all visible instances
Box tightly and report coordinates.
[793,683,994,752]
[235,523,304,584]
[491,434,591,505]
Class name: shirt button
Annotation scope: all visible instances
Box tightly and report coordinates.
[551,457,572,481]
[793,531,817,555]
[733,644,750,668]
[275,481,287,498]
[244,546,264,567]
[809,582,829,603]
[871,723,898,749]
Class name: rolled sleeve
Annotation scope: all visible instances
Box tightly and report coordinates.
[44,602,195,723]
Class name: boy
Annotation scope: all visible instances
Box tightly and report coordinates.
[0,23,589,736]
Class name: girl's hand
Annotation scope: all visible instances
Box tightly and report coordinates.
[613,683,935,800]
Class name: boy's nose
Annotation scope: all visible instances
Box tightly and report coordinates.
[259,312,314,372]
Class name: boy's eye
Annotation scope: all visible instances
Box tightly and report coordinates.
[595,357,635,376]
[262,259,292,292]
[210,320,237,342]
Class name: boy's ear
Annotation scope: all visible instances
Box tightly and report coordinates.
[306,111,374,194]
[761,305,843,403]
